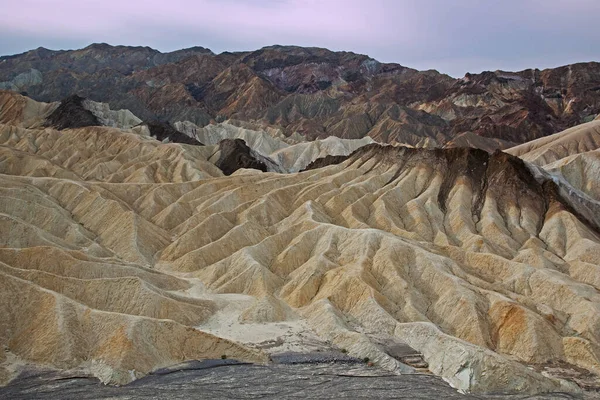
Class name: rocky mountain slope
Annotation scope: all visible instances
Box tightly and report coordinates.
[2,44,599,149]
[0,91,599,395]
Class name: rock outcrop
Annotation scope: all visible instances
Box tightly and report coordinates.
[0,89,57,128]
[143,121,204,146]
[507,120,600,206]
[214,138,268,175]
[83,99,142,129]
[507,119,600,166]
[44,95,100,130]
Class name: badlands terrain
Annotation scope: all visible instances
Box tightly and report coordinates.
[0,46,599,397]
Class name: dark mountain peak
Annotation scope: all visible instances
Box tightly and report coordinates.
[44,94,100,130]
[0,46,59,61]
[78,43,160,57]
[259,44,374,61]
[80,43,215,57]
[240,45,372,72]
[32,46,54,54]
[260,44,334,53]
[171,45,214,55]
[461,70,520,86]
[144,121,203,146]
[215,138,268,175]
[84,42,114,50]
[533,61,600,74]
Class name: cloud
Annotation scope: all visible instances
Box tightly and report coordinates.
[1,0,598,77]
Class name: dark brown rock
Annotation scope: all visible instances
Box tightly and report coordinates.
[215,139,268,176]
[44,95,100,130]
[145,121,203,146]
[301,155,351,171]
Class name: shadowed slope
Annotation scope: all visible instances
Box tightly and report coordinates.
[214,138,268,175]
[507,120,600,203]
[44,95,100,129]
[144,121,204,146]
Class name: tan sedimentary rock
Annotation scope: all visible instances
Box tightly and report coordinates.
[507,120,600,204]
[0,89,57,128]
[0,271,266,386]
[0,98,599,394]
[82,99,142,129]
[175,119,374,172]
[507,120,600,166]
[239,295,296,324]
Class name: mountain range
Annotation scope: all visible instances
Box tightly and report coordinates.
[2,43,600,150]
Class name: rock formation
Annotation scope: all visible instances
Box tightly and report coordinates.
[214,138,268,175]
[176,120,375,172]
[2,44,600,149]
[44,94,100,130]
[0,91,599,394]
[143,121,204,146]
[0,89,57,128]
[82,99,142,129]
[507,120,600,206]
[507,119,600,167]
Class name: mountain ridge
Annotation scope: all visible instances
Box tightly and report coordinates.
[1,43,598,150]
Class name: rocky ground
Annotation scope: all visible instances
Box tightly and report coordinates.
[2,357,597,400]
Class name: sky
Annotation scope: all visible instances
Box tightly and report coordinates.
[0,0,598,77]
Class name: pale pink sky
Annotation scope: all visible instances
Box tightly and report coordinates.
[1,0,598,77]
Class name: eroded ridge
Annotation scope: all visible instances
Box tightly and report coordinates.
[0,114,598,394]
